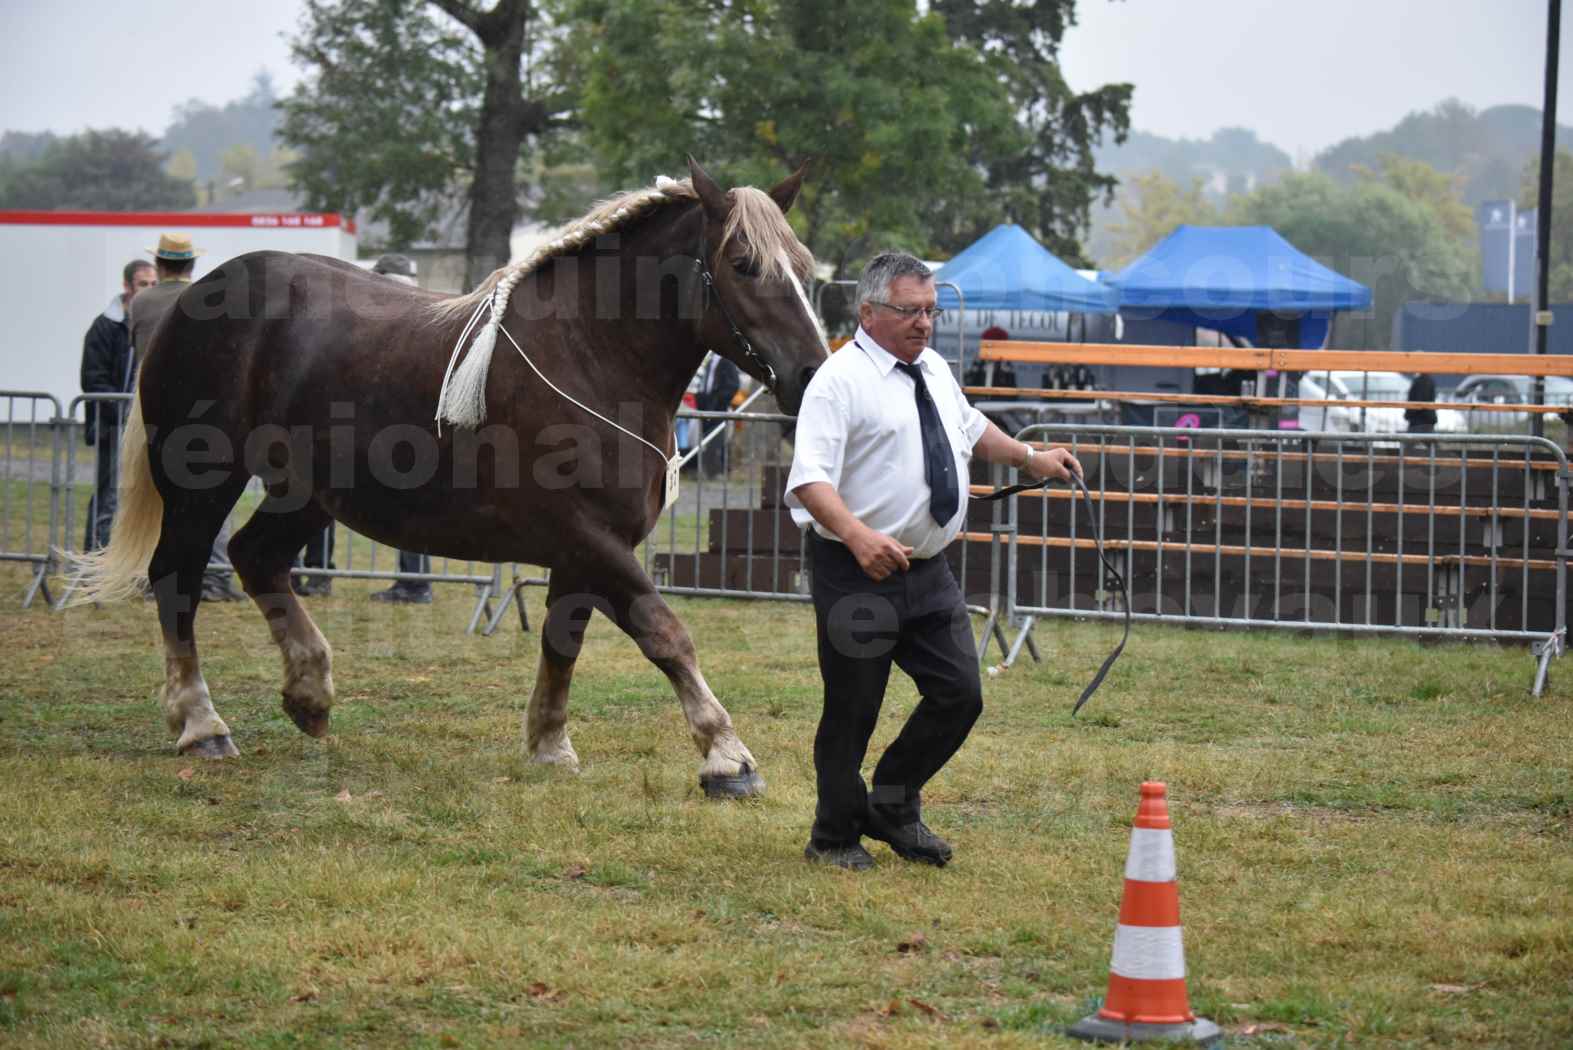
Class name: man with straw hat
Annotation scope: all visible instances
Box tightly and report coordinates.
[129,232,244,602]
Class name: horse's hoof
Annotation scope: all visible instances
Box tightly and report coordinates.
[700,766,766,800]
[182,735,240,760]
[283,702,331,738]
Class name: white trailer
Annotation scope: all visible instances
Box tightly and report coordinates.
[0,209,357,412]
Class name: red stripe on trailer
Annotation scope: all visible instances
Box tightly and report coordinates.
[0,210,355,234]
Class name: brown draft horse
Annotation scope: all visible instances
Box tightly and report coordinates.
[70,159,828,797]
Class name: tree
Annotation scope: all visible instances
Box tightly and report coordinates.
[0,129,195,210]
[163,72,286,183]
[1105,170,1218,267]
[932,0,1133,265]
[1518,149,1573,302]
[280,0,573,286]
[1226,171,1476,348]
[575,0,1125,275]
[575,0,1015,277]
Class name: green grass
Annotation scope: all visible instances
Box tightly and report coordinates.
[0,568,1569,1048]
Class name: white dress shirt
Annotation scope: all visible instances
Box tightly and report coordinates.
[786,327,988,559]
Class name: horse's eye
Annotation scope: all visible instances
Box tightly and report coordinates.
[730,257,759,278]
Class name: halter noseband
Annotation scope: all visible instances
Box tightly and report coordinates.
[691,224,778,390]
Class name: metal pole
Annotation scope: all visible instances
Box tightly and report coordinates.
[1531,0,1561,439]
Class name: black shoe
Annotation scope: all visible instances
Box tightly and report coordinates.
[803,841,875,871]
[369,586,433,605]
[866,810,952,866]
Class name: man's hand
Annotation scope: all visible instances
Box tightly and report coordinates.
[847,525,914,582]
[1025,445,1083,483]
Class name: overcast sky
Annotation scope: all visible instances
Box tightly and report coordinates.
[1,0,1568,163]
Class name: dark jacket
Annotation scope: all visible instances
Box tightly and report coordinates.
[696,355,741,412]
[1405,374,1438,426]
[79,294,135,445]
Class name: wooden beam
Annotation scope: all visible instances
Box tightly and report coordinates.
[963,385,1568,415]
[964,483,1561,522]
[956,531,1558,571]
[978,340,1573,377]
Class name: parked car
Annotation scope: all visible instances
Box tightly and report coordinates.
[1293,370,1461,434]
[1449,374,1573,431]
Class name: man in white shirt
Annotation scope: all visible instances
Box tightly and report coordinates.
[787,251,1080,870]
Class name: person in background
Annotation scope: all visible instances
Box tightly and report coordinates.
[79,259,156,550]
[365,254,436,605]
[1405,373,1438,436]
[695,351,741,478]
[129,233,244,603]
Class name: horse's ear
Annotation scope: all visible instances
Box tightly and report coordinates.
[687,156,730,222]
[768,159,811,215]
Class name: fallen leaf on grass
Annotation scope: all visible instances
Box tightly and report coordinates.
[289,989,318,1004]
[1430,983,1475,994]
[176,767,194,781]
[907,998,947,1021]
[526,981,562,1001]
[493,776,513,784]
[897,931,927,953]
[334,789,353,802]
[878,999,902,1018]
[562,864,589,880]
[1237,1022,1293,1036]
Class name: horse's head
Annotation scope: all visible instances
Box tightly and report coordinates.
[687,157,828,415]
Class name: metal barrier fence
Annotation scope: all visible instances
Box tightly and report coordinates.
[642,400,995,618]
[12,390,532,634]
[0,391,64,608]
[13,387,1570,694]
[989,424,1567,696]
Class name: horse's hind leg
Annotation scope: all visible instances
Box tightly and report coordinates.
[148,479,248,758]
[227,500,337,738]
[548,546,762,798]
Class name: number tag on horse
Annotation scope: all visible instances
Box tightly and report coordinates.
[664,455,681,511]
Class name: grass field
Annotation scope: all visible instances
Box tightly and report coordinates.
[0,570,1569,1048]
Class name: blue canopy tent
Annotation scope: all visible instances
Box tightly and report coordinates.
[1107,225,1371,348]
[934,223,1118,314]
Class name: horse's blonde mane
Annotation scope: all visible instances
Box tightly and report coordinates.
[426,175,813,328]
[429,173,815,430]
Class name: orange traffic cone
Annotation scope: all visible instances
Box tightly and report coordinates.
[1067,782,1220,1046]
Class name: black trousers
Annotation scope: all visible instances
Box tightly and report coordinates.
[807,531,983,848]
[84,424,121,552]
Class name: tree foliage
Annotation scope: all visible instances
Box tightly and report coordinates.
[280,0,573,284]
[574,0,1127,274]
[163,72,286,184]
[933,0,1132,264]
[1226,169,1476,348]
[1316,98,1573,207]
[0,129,194,210]
[1105,171,1218,267]
[1518,149,1573,302]
[279,0,484,251]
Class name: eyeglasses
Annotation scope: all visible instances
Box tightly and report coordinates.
[870,300,945,322]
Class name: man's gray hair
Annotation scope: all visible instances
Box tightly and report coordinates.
[855,251,932,309]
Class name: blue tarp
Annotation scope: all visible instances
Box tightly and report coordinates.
[1107,225,1372,348]
[934,224,1118,314]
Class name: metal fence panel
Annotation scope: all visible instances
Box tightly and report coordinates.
[0,390,64,607]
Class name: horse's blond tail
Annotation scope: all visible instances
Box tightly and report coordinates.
[61,389,164,606]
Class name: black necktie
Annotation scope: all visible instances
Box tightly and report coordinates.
[894,361,960,525]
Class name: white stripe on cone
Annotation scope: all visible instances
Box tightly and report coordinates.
[1124,827,1177,883]
[1110,924,1188,981]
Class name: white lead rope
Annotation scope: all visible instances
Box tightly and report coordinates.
[490,309,682,511]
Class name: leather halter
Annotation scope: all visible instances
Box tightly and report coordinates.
[690,221,778,390]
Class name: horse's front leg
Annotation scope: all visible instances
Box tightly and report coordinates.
[569,546,763,798]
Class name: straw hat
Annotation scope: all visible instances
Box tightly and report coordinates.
[147,232,204,261]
